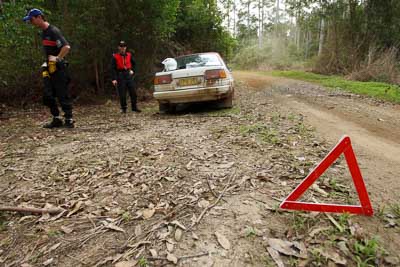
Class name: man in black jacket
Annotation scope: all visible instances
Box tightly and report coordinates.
[23,8,74,128]
[111,41,141,113]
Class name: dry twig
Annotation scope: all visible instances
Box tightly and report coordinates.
[190,174,236,229]
[0,206,65,215]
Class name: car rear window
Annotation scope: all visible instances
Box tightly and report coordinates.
[176,54,222,69]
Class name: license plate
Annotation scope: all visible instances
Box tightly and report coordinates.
[178,77,201,87]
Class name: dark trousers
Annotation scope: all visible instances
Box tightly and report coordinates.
[43,63,72,119]
[117,72,137,111]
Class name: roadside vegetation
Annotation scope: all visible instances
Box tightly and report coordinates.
[228,0,400,103]
[269,70,400,104]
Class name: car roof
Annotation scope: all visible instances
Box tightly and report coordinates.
[175,52,221,59]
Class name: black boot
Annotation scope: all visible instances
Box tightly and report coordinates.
[121,109,127,114]
[43,117,63,128]
[132,106,141,113]
[64,119,75,128]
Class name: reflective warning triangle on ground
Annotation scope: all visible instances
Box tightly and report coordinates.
[280,135,374,216]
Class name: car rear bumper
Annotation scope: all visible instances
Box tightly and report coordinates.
[154,85,232,103]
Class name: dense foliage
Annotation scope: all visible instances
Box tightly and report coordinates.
[228,0,400,84]
[0,0,234,102]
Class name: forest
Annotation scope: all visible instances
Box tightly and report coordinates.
[1,0,400,102]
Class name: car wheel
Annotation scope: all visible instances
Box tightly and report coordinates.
[217,91,234,109]
[159,103,169,114]
[159,102,176,114]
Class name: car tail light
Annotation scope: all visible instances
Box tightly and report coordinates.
[205,69,227,80]
[154,74,172,85]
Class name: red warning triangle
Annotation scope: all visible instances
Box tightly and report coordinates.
[280,135,373,216]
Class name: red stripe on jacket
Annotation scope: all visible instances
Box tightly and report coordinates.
[43,40,57,46]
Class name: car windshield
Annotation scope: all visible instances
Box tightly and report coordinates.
[176,54,222,69]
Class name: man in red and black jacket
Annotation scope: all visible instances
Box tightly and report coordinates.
[23,8,74,128]
[111,41,140,113]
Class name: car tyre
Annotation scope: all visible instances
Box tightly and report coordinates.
[159,102,177,114]
[159,102,169,114]
[216,90,234,109]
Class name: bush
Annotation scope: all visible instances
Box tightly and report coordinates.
[347,48,400,84]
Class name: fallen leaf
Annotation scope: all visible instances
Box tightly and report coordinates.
[142,208,155,219]
[215,231,231,250]
[67,201,84,217]
[267,238,307,258]
[192,232,199,240]
[104,222,125,232]
[314,248,347,265]
[149,249,158,257]
[267,247,284,267]
[186,161,193,170]
[218,162,235,169]
[167,253,178,264]
[384,256,399,265]
[61,226,73,234]
[135,225,142,236]
[198,199,210,208]
[141,184,149,192]
[166,242,174,252]
[175,228,183,241]
[43,258,54,266]
[164,176,177,182]
[47,242,61,253]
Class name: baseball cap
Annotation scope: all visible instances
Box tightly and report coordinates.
[118,41,127,47]
[23,8,43,22]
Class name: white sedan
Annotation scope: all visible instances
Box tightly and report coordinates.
[153,52,234,113]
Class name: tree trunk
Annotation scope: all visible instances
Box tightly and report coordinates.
[247,0,250,28]
[94,58,100,94]
[258,0,262,48]
[318,18,325,57]
[233,0,236,37]
[227,0,231,31]
[275,0,280,38]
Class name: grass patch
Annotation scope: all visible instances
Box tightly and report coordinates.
[207,106,241,116]
[269,70,400,104]
[239,124,280,144]
[245,226,257,238]
[353,238,383,267]
[390,204,400,218]
[138,257,148,267]
[289,212,320,235]
[142,105,159,113]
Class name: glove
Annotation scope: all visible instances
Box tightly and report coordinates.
[48,61,57,74]
[42,70,50,78]
[48,56,58,74]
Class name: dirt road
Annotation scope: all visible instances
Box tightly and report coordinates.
[234,71,400,204]
[0,72,399,266]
